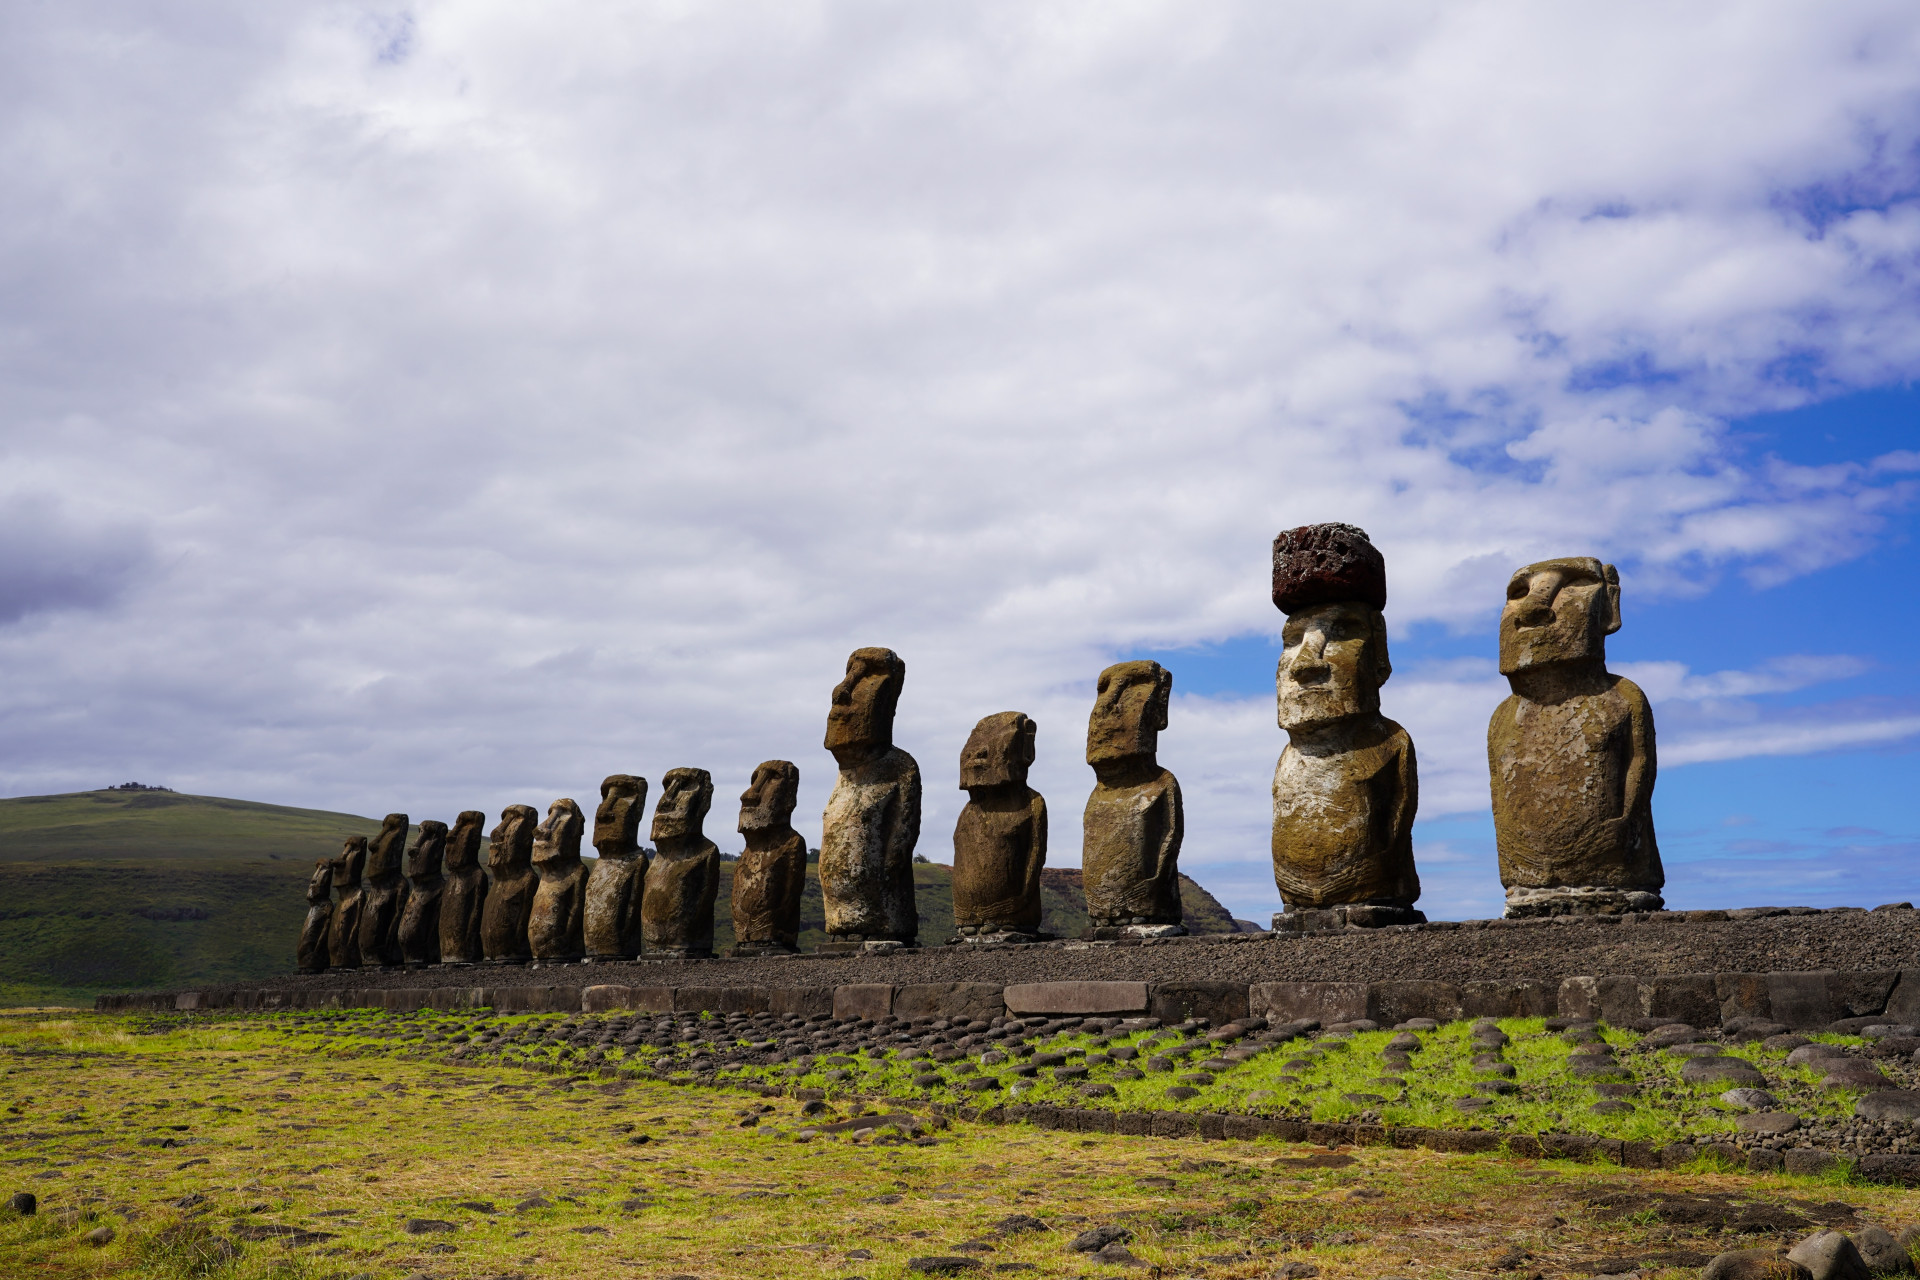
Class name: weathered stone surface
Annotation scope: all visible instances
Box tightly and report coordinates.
[641,769,720,958]
[1881,970,1920,1025]
[1855,1091,1920,1123]
[1769,971,1841,1030]
[1681,1056,1767,1087]
[584,775,648,961]
[731,761,807,954]
[397,820,446,967]
[1082,661,1183,927]
[580,984,674,1013]
[1703,1249,1813,1280]
[325,837,368,970]
[832,983,895,1020]
[952,713,1048,935]
[1786,1231,1870,1280]
[1271,525,1419,915]
[1250,981,1368,1025]
[820,647,922,942]
[1004,981,1149,1017]
[769,987,834,1017]
[437,810,488,965]
[358,813,410,967]
[296,858,332,973]
[1149,981,1248,1026]
[528,798,588,962]
[1461,979,1554,1019]
[894,983,1006,1021]
[1490,558,1663,916]
[1849,1226,1912,1275]
[1368,981,1462,1025]
[479,805,539,964]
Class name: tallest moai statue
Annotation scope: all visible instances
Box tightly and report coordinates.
[1491,557,1662,917]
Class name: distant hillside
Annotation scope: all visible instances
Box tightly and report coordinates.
[0,790,1248,1007]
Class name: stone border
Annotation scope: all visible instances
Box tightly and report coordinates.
[108,968,1920,1031]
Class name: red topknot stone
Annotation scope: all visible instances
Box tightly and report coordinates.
[1271,522,1387,614]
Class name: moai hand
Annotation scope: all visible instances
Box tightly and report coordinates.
[1081,661,1184,934]
[731,761,806,955]
[584,775,648,961]
[819,647,921,944]
[952,712,1048,941]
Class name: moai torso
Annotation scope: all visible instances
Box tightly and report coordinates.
[818,647,921,942]
[528,798,588,961]
[731,761,807,953]
[437,811,488,964]
[397,821,447,966]
[1271,717,1418,907]
[641,768,720,958]
[357,813,410,967]
[951,712,1048,935]
[296,859,333,973]
[480,805,539,962]
[1081,661,1184,928]
[584,775,648,960]
[326,837,368,969]
[1489,558,1661,914]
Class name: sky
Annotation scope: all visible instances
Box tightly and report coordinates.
[1,2,1918,923]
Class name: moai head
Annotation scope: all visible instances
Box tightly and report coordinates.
[825,647,905,764]
[1272,523,1392,731]
[406,821,448,881]
[444,810,486,872]
[1086,662,1172,766]
[366,813,409,880]
[331,836,367,891]
[1499,557,1621,676]
[488,804,539,874]
[533,798,585,867]
[961,712,1037,791]
[738,760,800,834]
[593,775,648,858]
[306,858,333,904]
[652,768,714,844]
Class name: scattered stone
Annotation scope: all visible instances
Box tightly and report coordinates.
[909,1258,984,1274]
[1090,1243,1144,1267]
[1848,1227,1912,1276]
[85,1225,115,1247]
[1786,1232,1869,1280]
[1165,1087,1200,1101]
[404,1218,457,1234]
[1069,1226,1132,1253]
[1682,1057,1768,1087]
[1736,1112,1802,1136]
[993,1215,1048,1235]
[1855,1092,1920,1123]
[513,1197,552,1213]
[1703,1249,1813,1280]
[8,1192,35,1216]
[1722,1088,1780,1111]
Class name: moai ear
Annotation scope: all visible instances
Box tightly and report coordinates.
[1015,715,1038,769]
[1601,563,1623,636]
[1371,611,1393,685]
[1151,666,1173,732]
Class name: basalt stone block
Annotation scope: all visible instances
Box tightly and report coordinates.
[1150,981,1248,1026]
[833,984,895,1020]
[1768,972,1839,1030]
[676,987,770,1015]
[1462,980,1555,1019]
[1646,973,1720,1027]
[1855,1154,1920,1187]
[1367,980,1463,1025]
[1784,1148,1841,1177]
[1882,971,1920,1025]
[1829,970,1898,1019]
[1250,981,1368,1026]
[1717,973,1773,1025]
[1558,976,1601,1022]
[769,987,835,1018]
[895,983,1006,1022]
[491,985,581,1014]
[1004,981,1149,1017]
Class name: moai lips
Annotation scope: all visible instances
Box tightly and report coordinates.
[325,837,368,970]
[528,798,588,962]
[819,647,922,944]
[1490,557,1662,916]
[584,775,648,961]
[1081,661,1184,932]
[296,858,333,973]
[479,804,539,963]
[731,761,806,955]
[397,820,447,967]
[437,810,488,965]
[641,768,721,958]
[952,712,1048,939]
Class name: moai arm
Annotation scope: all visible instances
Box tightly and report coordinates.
[1022,792,1049,911]
[887,757,923,871]
[1152,774,1185,893]
[1615,676,1657,832]
[1388,730,1419,864]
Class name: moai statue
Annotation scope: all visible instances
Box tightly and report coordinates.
[951,712,1048,942]
[296,858,333,973]
[1081,661,1184,935]
[1491,557,1662,916]
[437,810,488,965]
[528,798,588,963]
[1269,523,1423,932]
[479,804,540,963]
[819,647,922,945]
[325,837,368,970]
[730,760,806,956]
[397,820,447,967]
[584,775,649,961]
[641,768,721,958]
[357,813,411,968]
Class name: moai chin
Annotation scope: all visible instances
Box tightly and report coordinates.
[952,712,1048,942]
[296,858,333,973]
[1269,523,1423,932]
[527,798,588,963]
[819,647,922,945]
[325,837,368,970]
[437,810,489,965]
[1081,661,1184,936]
[583,775,649,961]
[641,768,721,958]
[479,804,540,963]
[397,820,447,967]
[730,760,806,956]
[1490,557,1662,917]
[357,813,411,968]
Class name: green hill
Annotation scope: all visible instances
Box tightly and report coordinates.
[0,790,1248,1008]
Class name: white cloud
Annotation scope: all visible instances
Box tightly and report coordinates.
[0,3,1918,925]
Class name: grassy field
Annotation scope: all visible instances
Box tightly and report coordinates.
[3,1009,1915,1280]
[0,790,1244,1007]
